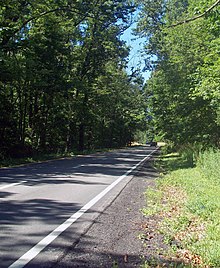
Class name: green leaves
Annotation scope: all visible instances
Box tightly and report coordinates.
[0,0,147,157]
[137,0,220,146]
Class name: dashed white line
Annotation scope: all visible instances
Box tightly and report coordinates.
[9,148,158,268]
[72,164,84,169]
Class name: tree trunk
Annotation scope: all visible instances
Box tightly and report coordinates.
[78,123,84,151]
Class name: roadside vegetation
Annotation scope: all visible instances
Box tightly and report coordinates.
[136,2,220,264]
[141,145,220,267]
[0,0,147,161]
[136,0,220,147]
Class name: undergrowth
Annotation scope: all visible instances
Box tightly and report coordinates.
[142,146,220,267]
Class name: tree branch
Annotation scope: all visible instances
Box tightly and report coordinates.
[168,0,220,28]
[1,2,101,48]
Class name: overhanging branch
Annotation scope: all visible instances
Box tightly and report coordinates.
[168,0,220,27]
[1,0,102,48]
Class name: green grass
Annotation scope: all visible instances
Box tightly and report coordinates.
[142,148,220,267]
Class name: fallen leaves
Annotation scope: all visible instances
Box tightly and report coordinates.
[176,249,209,267]
[174,217,206,243]
[141,185,209,267]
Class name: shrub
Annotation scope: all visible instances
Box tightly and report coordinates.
[197,149,220,184]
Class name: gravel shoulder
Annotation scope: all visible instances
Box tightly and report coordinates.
[54,155,161,268]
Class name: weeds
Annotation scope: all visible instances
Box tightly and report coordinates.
[197,149,220,184]
[142,147,220,267]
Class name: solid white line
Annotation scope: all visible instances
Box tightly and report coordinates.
[0,181,27,191]
[9,148,158,268]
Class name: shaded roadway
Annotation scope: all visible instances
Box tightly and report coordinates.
[0,146,157,267]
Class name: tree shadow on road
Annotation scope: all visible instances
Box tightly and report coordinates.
[1,147,172,268]
[0,147,156,187]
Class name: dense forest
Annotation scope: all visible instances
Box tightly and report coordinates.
[137,0,220,148]
[1,0,220,160]
[0,0,148,159]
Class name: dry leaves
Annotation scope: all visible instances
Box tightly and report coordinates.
[141,185,209,267]
[176,249,209,267]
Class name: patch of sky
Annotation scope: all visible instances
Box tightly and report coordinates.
[121,20,151,82]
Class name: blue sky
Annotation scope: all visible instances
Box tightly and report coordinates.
[121,23,151,82]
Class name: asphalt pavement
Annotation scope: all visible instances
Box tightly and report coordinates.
[0,146,158,268]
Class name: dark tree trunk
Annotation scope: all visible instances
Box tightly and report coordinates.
[78,123,84,151]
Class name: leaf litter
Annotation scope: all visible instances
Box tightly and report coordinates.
[140,185,209,267]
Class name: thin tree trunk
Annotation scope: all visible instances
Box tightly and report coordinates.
[78,123,84,151]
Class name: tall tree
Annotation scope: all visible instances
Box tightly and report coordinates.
[1,0,149,158]
[137,0,220,147]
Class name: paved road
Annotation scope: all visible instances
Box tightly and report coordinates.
[0,146,157,268]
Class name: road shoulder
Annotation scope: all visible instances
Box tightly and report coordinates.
[54,156,159,268]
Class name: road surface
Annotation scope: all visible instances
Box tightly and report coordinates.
[0,146,157,267]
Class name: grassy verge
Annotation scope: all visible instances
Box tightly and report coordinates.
[142,147,220,267]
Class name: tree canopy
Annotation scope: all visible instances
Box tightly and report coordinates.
[1,0,219,159]
[136,0,220,147]
[0,0,149,158]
